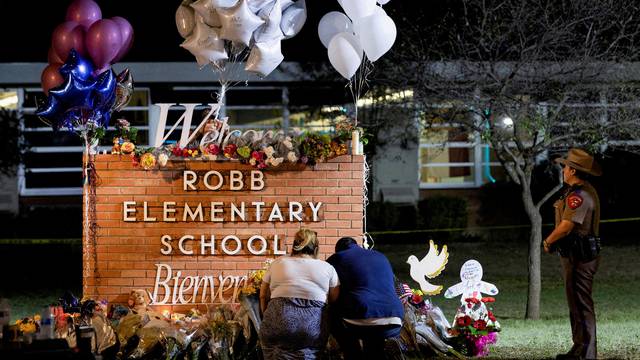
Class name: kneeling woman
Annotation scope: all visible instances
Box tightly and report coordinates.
[259,228,340,359]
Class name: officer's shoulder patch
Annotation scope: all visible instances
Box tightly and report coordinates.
[567,194,583,210]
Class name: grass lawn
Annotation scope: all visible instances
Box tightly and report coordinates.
[376,241,640,359]
[2,241,639,359]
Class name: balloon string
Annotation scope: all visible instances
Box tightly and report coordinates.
[348,57,374,127]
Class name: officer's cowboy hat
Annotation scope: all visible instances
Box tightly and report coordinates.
[555,148,602,176]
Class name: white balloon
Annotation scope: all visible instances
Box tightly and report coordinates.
[176,4,197,38]
[318,12,353,48]
[190,0,222,27]
[353,12,396,61]
[340,0,376,20]
[328,32,363,79]
[212,0,238,7]
[377,0,391,4]
[280,0,306,39]
[181,20,228,66]
[254,0,283,43]
[218,0,265,46]
[245,39,284,77]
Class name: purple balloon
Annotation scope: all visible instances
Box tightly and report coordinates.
[51,21,86,62]
[48,47,63,65]
[110,16,134,63]
[86,19,122,70]
[66,0,102,29]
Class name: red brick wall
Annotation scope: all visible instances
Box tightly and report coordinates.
[85,154,364,308]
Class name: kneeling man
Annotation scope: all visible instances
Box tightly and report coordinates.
[327,237,404,359]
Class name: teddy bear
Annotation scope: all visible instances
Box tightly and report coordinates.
[127,289,151,315]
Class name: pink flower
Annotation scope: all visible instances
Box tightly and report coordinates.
[207,144,221,155]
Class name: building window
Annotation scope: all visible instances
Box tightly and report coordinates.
[419,121,503,189]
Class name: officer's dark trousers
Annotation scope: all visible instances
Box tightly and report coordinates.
[560,255,600,359]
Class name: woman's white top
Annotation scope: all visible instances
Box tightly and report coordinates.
[263,256,340,303]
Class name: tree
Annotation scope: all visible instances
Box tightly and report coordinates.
[376,0,640,319]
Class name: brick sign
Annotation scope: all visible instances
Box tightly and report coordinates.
[85,155,364,310]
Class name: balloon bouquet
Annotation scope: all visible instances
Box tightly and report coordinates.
[319,0,397,124]
[176,0,307,111]
[38,0,134,145]
[36,0,134,297]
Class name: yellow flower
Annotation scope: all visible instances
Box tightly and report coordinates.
[34,315,41,322]
[120,142,135,154]
[192,150,199,157]
[140,153,157,170]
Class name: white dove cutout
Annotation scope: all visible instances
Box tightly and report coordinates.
[444,260,498,304]
[407,240,449,295]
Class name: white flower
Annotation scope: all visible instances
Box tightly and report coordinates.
[283,138,293,149]
[270,157,284,167]
[158,153,169,167]
[264,146,275,158]
[250,158,256,166]
[287,151,298,163]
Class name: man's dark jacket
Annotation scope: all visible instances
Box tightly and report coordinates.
[327,243,404,320]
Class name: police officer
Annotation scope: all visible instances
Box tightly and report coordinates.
[543,148,602,360]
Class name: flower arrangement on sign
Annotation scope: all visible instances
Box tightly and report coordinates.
[448,297,500,357]
[124,115,359,171]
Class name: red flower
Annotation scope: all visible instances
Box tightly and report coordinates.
[182,148,189,157]
[251,150,264,161]
[488,311,497,322]
[411,294,423,304]
[473,319,487,330]
[465,297,480,304]
[172,147,182,156]
[257,161,267,169]
[224,144,237,158]
[456,316,472,327]
[481,297,495,303]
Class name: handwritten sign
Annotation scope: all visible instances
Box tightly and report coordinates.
[444,260,498,303]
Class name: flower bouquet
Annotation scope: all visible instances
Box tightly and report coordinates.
[448,297,500,357]
[396,283,460,357]
[239,259,273,333]
[111,118,138,155]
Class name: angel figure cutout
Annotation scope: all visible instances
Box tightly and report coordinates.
[407,240,449,295]
[444,260,498,303]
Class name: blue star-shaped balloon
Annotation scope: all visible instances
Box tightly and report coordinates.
[59,49,94,81]
[36,49,115,131]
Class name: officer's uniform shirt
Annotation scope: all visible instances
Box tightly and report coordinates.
[553,181,599,237]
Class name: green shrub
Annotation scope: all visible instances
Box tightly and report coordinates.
[366,201,400,231]
[418,196,468,230]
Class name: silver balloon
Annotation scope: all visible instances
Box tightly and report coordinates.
[190,0,222,27]
[181,19,228,66]
[280,0,306,39]
[280,0,294,10]
[212,0,238,7]
[218,0,265,46]
[111,68,133,112]
[414,323,452,355]
[245,39,284,77]
[254,0,283,43]
[248,0,275,13]
[176,4,197,38]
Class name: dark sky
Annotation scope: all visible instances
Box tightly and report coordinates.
[0,0,417,63]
